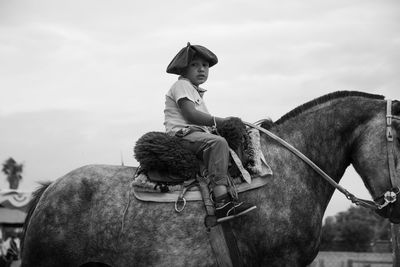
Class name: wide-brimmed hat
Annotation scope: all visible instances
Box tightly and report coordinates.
[166,42,218,75]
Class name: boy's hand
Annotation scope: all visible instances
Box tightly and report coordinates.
[218,116,241,127]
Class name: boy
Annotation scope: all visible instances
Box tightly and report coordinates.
[164,42,256,221]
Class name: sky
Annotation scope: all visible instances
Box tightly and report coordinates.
[0,0,399,218]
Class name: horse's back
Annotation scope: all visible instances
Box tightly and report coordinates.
[23,164,217,266]
[22,165,136,267]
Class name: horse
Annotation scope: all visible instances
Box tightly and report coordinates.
[21,91,400,267]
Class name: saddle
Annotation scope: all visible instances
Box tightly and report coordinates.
[132,118,273,203]
[132,118,273,267]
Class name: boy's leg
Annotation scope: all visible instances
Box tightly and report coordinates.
[181,131,256,221]
[181,131,230,187]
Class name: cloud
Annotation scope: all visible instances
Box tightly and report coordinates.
[0,109,160,190]
[0,0,399,217]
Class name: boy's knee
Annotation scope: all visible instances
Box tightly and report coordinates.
[211,135,229,149]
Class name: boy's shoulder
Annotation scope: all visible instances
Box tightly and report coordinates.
[167,78,206,97]
[173,78,193,87]
[169,78,195,92]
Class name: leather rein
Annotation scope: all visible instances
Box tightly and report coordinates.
[244,99,400,211]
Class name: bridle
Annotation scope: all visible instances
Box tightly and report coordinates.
[244,99,400,211]
[373,99,400,209]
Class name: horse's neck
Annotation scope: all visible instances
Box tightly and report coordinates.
[265,98,375,198]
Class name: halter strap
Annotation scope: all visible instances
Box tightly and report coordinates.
[385,100,400,197]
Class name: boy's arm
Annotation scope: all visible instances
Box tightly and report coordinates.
[178,98,225,127]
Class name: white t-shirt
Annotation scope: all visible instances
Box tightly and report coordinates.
[164,78,210,134]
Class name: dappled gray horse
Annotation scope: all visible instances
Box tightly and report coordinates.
[21,91,400,266]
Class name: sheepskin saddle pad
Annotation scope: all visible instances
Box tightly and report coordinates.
[132,118,273,202]
[134,117,258,183]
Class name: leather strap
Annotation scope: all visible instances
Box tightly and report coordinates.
[387,100,400,190]
[221,223,244,267]
[197,175,236,267]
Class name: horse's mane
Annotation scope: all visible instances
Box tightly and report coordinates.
[21,181,52,253]
[275,91,385,125]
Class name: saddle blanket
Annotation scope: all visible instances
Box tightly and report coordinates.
[132,160,273,203]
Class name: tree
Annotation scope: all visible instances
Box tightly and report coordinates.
[320,216,339,251]
[320,206,390,252]
[338,218,374,251]
[2,157,23,189]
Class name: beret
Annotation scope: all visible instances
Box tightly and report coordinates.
[166,42,218,74]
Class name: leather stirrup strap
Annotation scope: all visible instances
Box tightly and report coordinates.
[197,176,245,267]
[221,223,244,267]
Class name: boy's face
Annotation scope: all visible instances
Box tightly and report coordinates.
[183,57,209,86]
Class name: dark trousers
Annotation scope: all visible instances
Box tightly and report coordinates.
[180,131,230,187]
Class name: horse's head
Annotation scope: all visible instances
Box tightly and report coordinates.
[351,99,400,223]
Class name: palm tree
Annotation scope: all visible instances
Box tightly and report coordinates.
[2,158,23,189]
